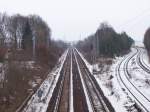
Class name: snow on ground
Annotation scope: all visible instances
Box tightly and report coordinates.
[141,48,150,69]
[119,48,150,111]
[127,48,150,106]
[22,49,68,112]
[77,48,139,112]
[95,56,135,112]
[75,48,93,74]
[132,48,150,96]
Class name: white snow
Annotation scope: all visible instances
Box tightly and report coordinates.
[94,55,135,112]
[76,48,140,112]
[22,49,68,112]
[118,48,150,111]
[22,47,150,112]
[125,47,150,110]
[75,48,93,74]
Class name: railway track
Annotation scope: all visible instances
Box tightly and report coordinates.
[15,92,34,112]
[21,47,118,112]
[137,48,150,73]
[16,69,54,112]
[74,49,115,112]
[46,50,71,112]
[116,48,150,112]
[16,50,69,112]
[72,49,90,112]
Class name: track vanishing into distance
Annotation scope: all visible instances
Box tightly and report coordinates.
[116,48,150,112]
[74,49,115,112]
[46,48,115,112]
[46,49,71,112]
[72,49,90,112]
[18,47,150,112]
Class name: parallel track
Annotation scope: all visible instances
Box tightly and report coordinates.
[137,48,150,73]
[72,49,89,112]
[17,50,69,112]
[116,48,150,112]
[74,49,115,112]
[46,50,71,112]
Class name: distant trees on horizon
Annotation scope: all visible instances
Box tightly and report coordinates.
[0,12,68,63]
[77,22,134,59]
[0,13,68,111]
[0,13,51,50]
[95,22,134,57]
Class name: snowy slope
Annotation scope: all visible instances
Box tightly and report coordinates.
[23,49,68,112]
[76,48,140,112]
[118,48,150,111]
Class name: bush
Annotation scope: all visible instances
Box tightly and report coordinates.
[36,44,51,65]
[36,44,59,68]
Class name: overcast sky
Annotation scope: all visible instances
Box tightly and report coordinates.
[0,0,150,42]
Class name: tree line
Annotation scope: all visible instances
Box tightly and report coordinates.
[76,22,134,59]
[0,13,50,49]
[0,13,68,63]
[0,13,68,111]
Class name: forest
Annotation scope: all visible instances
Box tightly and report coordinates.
[76,22,134,62]
[0,13,67,111]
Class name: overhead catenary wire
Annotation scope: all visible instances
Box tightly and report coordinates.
[117,7,150,29]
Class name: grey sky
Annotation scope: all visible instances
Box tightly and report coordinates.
[0,0,150,42]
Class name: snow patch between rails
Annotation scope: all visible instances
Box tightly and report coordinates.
[22,49,68,112]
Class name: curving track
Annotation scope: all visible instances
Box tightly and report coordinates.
[116,48,150,112]
[137,48,150,74]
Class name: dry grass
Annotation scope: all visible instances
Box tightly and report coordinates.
[0,44,65,112]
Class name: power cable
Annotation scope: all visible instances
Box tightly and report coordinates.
[117,7,150,29]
